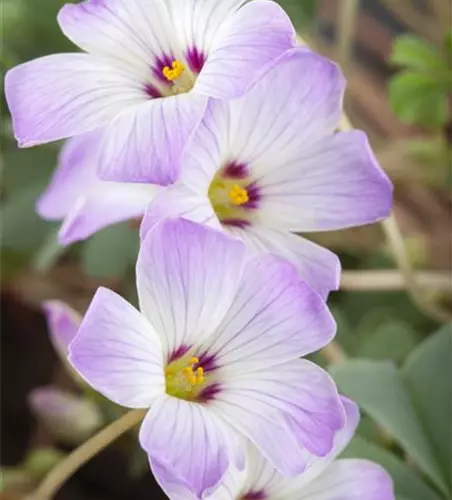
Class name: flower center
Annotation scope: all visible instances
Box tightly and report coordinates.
[162,59,195,95]
[228,184,250,205]
[208,162,260,226]
[165,355,207,401]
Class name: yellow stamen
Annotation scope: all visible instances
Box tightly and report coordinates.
[162,60,185,82]
[189,357,199,365]
[229,184,249,206]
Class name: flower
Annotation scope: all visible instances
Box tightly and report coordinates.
[157,398,395,500]
[28,387,103,445]
[37,130,159,245]
[5,0,296,186]
[140,48,393,299]
[68,218,344,498]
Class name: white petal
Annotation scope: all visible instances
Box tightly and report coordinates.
[224,48,344,172]
[58,0,181,78]
[5,54,145,147]
[228,225,340,300]
[293,459,394,500]
[69,287,165,408]
[97,94,208,185]
[136,218,246,360]
[140,395,244,498]
[202,254,336,372]
[211,359,345,476]
[257,131,393,232]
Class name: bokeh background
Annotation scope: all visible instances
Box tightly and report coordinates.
[1,0,451,499]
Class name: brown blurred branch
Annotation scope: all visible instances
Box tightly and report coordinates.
[337,0,359,72]
[341,270,451,291]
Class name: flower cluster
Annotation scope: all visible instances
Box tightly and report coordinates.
[5,0,394,498]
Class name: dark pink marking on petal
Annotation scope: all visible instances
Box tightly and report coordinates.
[144,83,163,99]
[152,54,176,85]
[242,491,267,500]
[197,352,217,373]
[223,160,250,179]
[222,218,251,229]
[168,345,191,364]
[244,181,261,210]
[185,47,207,75]
[198,383,222,403]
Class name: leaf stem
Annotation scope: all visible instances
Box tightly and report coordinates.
[27,409,146,500]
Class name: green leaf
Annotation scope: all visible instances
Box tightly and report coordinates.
[342,436,442,500]
[356,320,418,363]
[390,35,448,76]
[277,0,316,28]
[402,326,452,492]
[389,72,448,127]
[81,223,139,278]
[331,360,448,494]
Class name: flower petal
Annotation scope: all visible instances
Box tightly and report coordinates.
[37,132,158,245]
[58,182,158,245]
[97,94,208,185]
[5,54,145,147]
[58,0,179,77]
[294,459,394,500]
[194,0,295,99]
[69,287,165,408]
[42,300,81,358]
[212,359,345,476]
[206,47,344,167]
[140,395,244,498]
[202,254,336,372]
[228,226,340,300]
[258,131,393,232]
[137,218,246,360]
[140,184,219,242]
[37,133,101,221]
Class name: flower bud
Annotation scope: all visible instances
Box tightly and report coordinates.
[28,387,102,445]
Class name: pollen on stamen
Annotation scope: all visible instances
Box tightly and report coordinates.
[229,184,250,206]
[162,60,185,81]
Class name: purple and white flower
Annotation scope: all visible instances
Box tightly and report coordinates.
[5,0,296,185]
[68,218,345,498]
[157,398,395,500]
[37,130,159,245]
[140,48,393,299]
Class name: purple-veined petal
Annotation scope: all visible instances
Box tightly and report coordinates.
[211,359,345,476]
[294,459,394,500]
[194,0,295,99]
[222,48,344,169]
[139,395,244,498]
[97,94,208,185]
[42,300,81,358]
[58,0,180,77]
[37,132,101,221]
[69,287,165,408]
[37,132,159,245]
[5,54,145,147]
[58,181,158,245]
[227,226,340,300]
[202,254,336,373]
[136,218,246,360]
[150,458,199,500]
[179,99,230,194]
[140,184,219,241]
[258,130,393,232]
[167,0,247,58]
